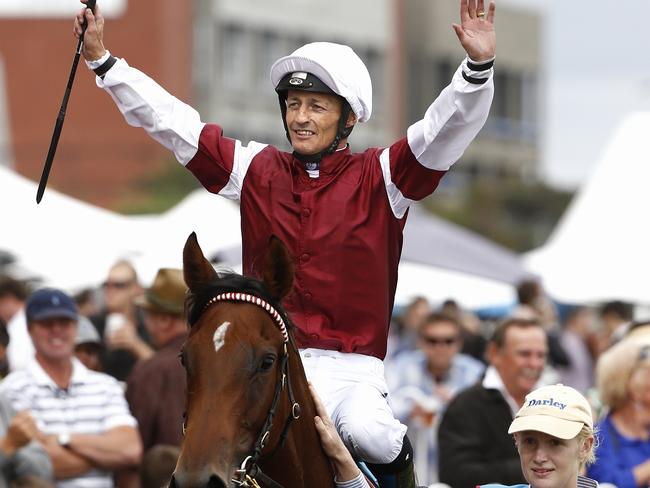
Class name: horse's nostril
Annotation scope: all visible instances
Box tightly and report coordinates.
[207,475,227,488]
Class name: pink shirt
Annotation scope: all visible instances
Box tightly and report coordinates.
[187,128,444,358]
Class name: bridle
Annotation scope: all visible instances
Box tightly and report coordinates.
[188,291,302,488]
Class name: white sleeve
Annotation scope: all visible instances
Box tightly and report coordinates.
[95,57,206,166]
[335,472,373,488]
[406,57,494,171]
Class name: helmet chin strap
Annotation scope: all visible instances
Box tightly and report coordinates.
[278,94,354,171]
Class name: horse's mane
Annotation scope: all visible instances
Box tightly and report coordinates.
[185,272,295,333]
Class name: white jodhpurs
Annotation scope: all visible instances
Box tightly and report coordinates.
[300,348,407,464]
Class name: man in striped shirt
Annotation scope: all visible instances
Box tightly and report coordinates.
[0,288,142,488]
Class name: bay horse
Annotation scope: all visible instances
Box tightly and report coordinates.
[170,232,336,488]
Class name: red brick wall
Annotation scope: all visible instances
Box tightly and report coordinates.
[0,0,192,207]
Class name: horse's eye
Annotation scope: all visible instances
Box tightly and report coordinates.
[178,351,186,367]
[260,354,276,371]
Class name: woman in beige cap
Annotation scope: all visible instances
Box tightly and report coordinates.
[482,383,598,488]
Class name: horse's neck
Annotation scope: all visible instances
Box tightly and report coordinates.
[260,351,335,488]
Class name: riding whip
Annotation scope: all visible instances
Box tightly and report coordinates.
[36,0,96,204]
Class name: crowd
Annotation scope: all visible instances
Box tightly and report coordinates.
[385,281,650,488]
[0,268,649,488]
[0,266,186,488]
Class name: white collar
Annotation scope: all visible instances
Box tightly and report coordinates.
[26,357,89,390]
[482,365,521,417]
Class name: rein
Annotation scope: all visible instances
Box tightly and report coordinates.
[198,292,301,488]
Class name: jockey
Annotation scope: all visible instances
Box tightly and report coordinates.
[74,1,496,486]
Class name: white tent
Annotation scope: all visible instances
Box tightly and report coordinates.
[525,111,650,304]
[125,190,242,285]
[0,166,241,291]
[0,166,146,290]
[395,261,515,309]
[1,166,518,308]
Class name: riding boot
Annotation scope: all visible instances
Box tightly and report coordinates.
[366,434,419,488]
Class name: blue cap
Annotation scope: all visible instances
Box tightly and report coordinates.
[26,288,78,323]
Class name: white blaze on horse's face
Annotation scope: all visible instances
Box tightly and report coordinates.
[213,322,230,353]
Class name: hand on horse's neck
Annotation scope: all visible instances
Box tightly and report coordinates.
[36,355,73,390]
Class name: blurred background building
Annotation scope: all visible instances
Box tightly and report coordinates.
[0,0,561,252]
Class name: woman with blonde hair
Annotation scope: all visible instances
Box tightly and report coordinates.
[586,337,650,488]
[482,383,598,488]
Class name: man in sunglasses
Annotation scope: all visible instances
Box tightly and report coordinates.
[387,313,485,484]
[438,317,548,488]
[89,260,153,381]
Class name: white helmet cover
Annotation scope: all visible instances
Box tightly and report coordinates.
[270,42,373,123]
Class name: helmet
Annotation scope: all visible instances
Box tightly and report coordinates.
[270,42,373,123]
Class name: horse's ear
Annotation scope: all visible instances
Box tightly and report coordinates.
[183,232,218,291]
[262,236,294,301]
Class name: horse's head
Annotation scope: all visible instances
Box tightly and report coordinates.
[171,232,298,488]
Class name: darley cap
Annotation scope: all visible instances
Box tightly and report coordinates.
[508,384,593,440]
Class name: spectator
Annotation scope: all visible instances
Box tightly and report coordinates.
[126,268,188,450]
[0,395,53,486]
[598,300,634,351]
[513,280,568,369]
[90,260,153,381]
[73,316,103,372]
[387,312,485,484]
[388,297,431,358]
[480,384,598,488]
[438,317,548,488]
[440,299,487,362]
[514,280,558,331]
[0,276,32,372]
[586,337,650,488]
[139,445,179,488]
[556,306,596,394]
[73,289,99,319]
[0,288,142,487]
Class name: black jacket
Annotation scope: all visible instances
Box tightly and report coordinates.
[438,382,526,488]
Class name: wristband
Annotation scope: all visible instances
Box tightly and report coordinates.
[94,56,117,78]
[467,58,495,71]
[462,72,489,85]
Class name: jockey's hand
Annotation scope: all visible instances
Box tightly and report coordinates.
[309,384,362,483]
[453,0,496,62]
[73,0,106,61]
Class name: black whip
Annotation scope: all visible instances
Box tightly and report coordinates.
[36,0,96,203]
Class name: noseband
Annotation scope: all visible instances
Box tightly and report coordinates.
[195,292,301,488]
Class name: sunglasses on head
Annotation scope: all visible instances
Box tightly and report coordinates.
[421,336,458,346]
[101,280,133,290]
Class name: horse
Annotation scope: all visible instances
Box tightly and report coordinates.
[170,232,337,488]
